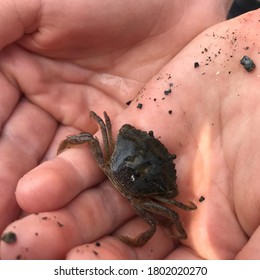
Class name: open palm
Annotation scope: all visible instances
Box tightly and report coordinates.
[1,1,259,260]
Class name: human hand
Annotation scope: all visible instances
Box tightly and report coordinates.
[65,9,260,260]
[0,0,247,259]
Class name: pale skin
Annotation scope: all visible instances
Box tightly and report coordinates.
[0,0,260,260]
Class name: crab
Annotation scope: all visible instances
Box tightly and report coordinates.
[57,111,197,247]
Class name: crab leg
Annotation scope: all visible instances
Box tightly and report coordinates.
[104,111,115,153]
[138,199,189,239]
[57,132,105,167]
[154,196,197,211]
[90,111,111,161]
[57,132,93,154]
[118,203,157,247]
[57,111,114,168]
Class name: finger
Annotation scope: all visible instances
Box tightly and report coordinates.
[66,210,203,260]
[165,246,204,260]
[1,45,129,131]
[0,73,20,129]
[66,217,178,260]
[16,147,105,213]
[1,180,134,259]
[235,226,260,259]
[66,237,134,260]
[0,73,20,230]
[0,1,41,49]
[0,99,56,232]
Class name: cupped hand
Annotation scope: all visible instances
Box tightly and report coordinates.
[3,0,257,260]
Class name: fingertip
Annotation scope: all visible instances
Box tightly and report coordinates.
[15,158,82,213]
[0,212,80,260]
[16,145,106,213]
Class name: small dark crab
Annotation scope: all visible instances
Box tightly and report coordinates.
[57,111,197,247]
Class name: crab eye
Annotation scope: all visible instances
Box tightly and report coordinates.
[148,130,154,137]
[168,154,176,161]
